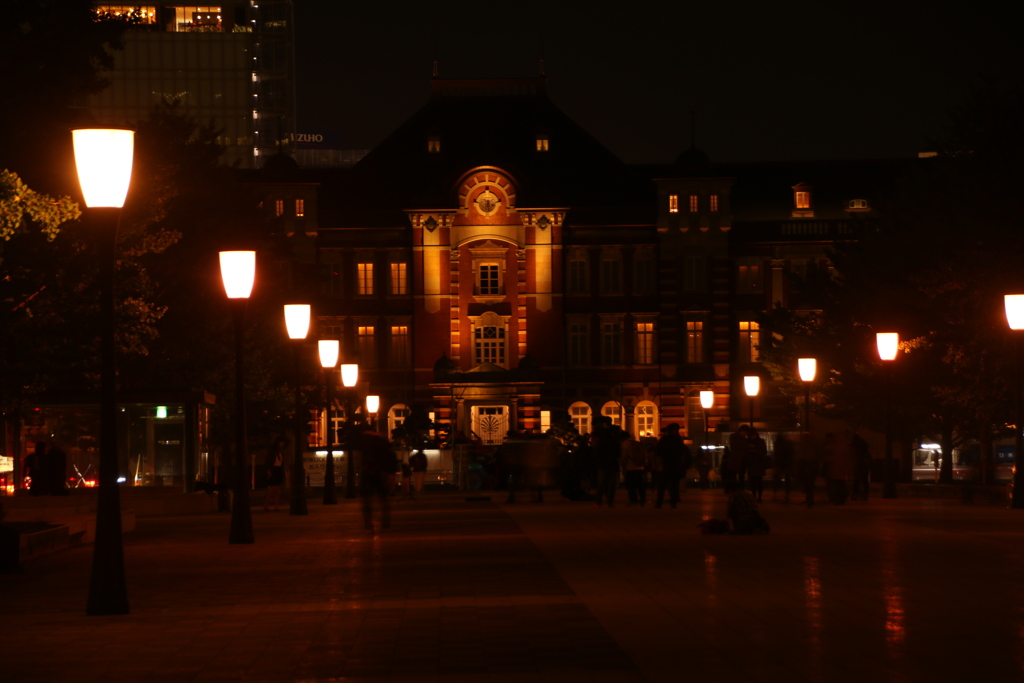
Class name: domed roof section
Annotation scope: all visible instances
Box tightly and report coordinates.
[674,146,712,176]
[260,151,300,180]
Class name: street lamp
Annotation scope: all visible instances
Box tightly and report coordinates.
[366,395,380,432]
[1005,295,1024,508]
[877,332,899,499]
[318,340,339,505]
[341,363,359,499]
[743,375,760,426]
[699,390,713,451]
[220,251,256,543]
[798,358,817,433]
[284,304,310,516]
[75,128,134,616]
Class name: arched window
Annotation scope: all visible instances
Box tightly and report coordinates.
[387,404,411,441]
[569,401,592,435]
[635,401,658,438]
[601,401,623,429]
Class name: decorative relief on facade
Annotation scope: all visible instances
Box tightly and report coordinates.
[450,249,460,262]
[424,216,438,232]
[474,188,500,216]
[516,249,526,262]
[457,170,517,216]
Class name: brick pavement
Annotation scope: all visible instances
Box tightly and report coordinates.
[3,490,1024,682]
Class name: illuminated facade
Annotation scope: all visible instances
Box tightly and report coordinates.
[89,1,295,168]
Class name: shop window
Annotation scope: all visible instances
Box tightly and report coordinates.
[686,321,705,364]
[390,262,408,295]
[172,6,224,33]
[569,402,592,435]
[635,402,658,438]
[389,325,410,367]
[94,5,158,23]
[635,322,655,365]
[357,262,374,296]
[739,321,760,362]
[669,194,679,213]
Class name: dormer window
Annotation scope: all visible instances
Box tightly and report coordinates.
[847,198,870,212]
[669,194,679,213]
[536,135,549,152]
[689,195,699,212]
[792,182,814,217]
[710,194,719,212]
[427,135,441,153]
[795,191,810,209]
[275,199,284,217]
[295,198,305,217]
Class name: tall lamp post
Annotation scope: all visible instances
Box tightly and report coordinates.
[75,128,134,616]
[798,358,817,433]
[220,251,256,543]
[1005,295,1024,508]
[877,332,899,499]
[366,395,380,433]
[743,376,760,427]
[284,304,310,516]
[699,390,714,449]
[342,363,360,499]
[318,340,339,505]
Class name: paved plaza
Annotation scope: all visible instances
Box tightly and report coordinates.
[3,489,1024,682]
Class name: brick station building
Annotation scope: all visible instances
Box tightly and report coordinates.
[258,76,897,450]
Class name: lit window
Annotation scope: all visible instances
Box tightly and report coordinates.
[295,198,305,217]
[795,191,811,209]
[686,321,704,363]
[568,259,588,294]
[390,325,410,366]
[536,135,549,152]
[388,404,411,437]
[636,402,657,438]
[428,136,441,152]
[569,322,589,365]
[600,259,621,294]
[94,5,158,23]
[738,264,762,292]
[390,263,408,295]
[847,198,869,211]
[478,264,500,295]
[669,194,679,213]
[602,321,622,365]
[689,195,699,212]
[635,322,655,364]
[569,402,592,435]
[602,402,623,428]
[474,325,506,366]
[739,321,760,362]
[710,194,719,212]
[357,262,374,295]
[357,326,375,367]
[540,410,551,432]
[275,199,284,217]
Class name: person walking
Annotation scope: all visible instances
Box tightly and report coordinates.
[655,423,688,508]
[264,436,286,511]
[851,432,872,500]
[746,428,768,503]
[360,428,397,532]
[409,449,427,497]
[725,426,751,493]
[621,433,648,506]
[592,416,624,507]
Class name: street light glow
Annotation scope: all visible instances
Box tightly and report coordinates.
[72,128,134,208]
[284,304,311,339]
[366,395,380,414]
[341,364,359,388]
[744,375,760,397]
[318,340,339,368]
[700,390,714,409]
[798,357,817,383]
[218,251,255,299]
[876,332,899,361]
[1006,295,1024,330]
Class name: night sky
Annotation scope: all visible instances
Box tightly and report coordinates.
[294,0,1018,165]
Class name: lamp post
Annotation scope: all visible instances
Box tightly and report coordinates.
[342,364,359,499]
[366,395,380,432]
[284,305,310,516]
[699,390,714,451]
[1005,295,1024,508]
[743,376,760,427]
[318,340,339,505]
[877,332,899,499]
[798,358,817,433]
[75,128,134,616]
[220,251,256,543]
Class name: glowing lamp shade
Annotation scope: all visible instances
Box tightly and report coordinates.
[743,376,760,397]
[284,304,311,340]
[700,390,714,409]
[1006,295,1024,330]
[72,128,134,208]
[341,364,359,388]
[876,332,899,361]
[366,395,380,414]
[318,340,339,368]
[798,358,817,383]
[218,251,256,299]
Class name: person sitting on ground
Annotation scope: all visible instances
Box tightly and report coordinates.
[727,489,770,534]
